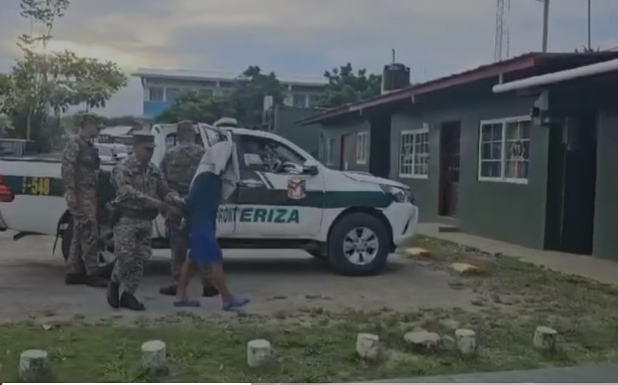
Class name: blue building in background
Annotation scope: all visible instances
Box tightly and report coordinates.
[132,68,327,119]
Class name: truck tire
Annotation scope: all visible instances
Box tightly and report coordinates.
[327,212,389,276]
[61,220,73,262]
[61,219,115,279]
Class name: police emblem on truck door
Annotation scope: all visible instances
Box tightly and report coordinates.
[287,177,306,200]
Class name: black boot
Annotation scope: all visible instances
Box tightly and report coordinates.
[85,275,108,288]
[107,281,120,309]
[65,273,87,285]
[159,284,177,296]
[203,285,220,297]
[120,292,145,311]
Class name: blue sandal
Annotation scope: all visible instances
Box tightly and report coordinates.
[223,296,250,311]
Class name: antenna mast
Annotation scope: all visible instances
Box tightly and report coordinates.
[494,0,505,62]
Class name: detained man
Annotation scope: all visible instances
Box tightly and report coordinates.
[173,139,249,311]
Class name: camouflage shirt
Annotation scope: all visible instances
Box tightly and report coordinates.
[160,143,205,195]
[61,135,100,194]
[111,155,174,212]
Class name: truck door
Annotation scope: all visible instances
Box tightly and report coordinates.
[233,134,325,239]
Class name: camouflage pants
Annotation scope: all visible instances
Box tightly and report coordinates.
[110,216,152,295]
[66,188,99,275]
[167,212,213,286]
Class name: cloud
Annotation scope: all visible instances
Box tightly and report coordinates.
[1,0,617,116]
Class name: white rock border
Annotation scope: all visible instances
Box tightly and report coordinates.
[454,328,477,355]
[19,349,50,382]
[141,340,167,373]
[247,339,273,368]
[533,326,558,352]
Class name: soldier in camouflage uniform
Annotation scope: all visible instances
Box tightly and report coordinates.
[61,113,108,287]
[159,120,219,298]
[107,133,183,311]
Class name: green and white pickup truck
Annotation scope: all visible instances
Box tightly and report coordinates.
[0,122,419,276]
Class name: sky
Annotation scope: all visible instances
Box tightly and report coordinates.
[1,0,617,116]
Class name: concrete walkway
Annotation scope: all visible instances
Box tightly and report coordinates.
[419,223,618,286]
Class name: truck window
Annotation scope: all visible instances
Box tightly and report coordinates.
[236,135,305,171]
[165,133,204,148]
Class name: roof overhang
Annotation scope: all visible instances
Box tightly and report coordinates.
[297,54,538,126]
[493,58,618,93]
[298,51,618,126]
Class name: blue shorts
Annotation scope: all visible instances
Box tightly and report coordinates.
[189,225,222,266]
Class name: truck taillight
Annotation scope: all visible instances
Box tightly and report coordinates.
[0,175,14,202]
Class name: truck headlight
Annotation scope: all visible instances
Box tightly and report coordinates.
[380,185,414,204]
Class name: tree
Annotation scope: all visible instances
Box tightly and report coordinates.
[1,0,127,147]
[156,66,285,128]
[156,90,233,124]
[230,65,285,128]
[321,63,382,108]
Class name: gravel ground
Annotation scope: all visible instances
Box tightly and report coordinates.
[0,231,477,324]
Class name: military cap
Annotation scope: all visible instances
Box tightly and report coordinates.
[132,133,156,148]
[177,120,194,135]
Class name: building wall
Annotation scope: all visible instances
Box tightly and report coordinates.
[389,94,547,249]
[594,110,618,260]
[139,77,325,118]
[320,119,371,172]
[549,83,618,260]
[272,106,322,158]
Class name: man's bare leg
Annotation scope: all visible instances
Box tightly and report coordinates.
[208,262,232,303]
[175,259,197,305]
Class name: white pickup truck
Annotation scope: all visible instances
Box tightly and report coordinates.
[0,122,419,275]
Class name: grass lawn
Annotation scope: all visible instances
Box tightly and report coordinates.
[2,236,618,382]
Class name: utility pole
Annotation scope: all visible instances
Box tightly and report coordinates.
[587,0,592,50]
[541,0,550,52]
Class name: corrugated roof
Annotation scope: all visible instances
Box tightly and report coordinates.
[298,51,618,125]
[133,67,326,87]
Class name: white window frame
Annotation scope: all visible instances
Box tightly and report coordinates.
[324,137,334,165]
[398,128,429,179]
[148,87,164,101]
[356,131,368,164]
[478,115,531,184]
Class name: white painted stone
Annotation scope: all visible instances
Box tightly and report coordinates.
[404,247,432,257]
[19,349,49,381]
[455,329,477,355]
[533,326,557,351]
[355,333,383,361]
[403,330,441,352]
[141,340,167,372]
[247,339,272,368]
[450,262,481,274]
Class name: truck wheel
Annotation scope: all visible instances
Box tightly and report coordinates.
[61,218,115,279]
[61,220,73,262]
[327,212,389,276]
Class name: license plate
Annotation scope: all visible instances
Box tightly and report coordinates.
[22,176,52,196]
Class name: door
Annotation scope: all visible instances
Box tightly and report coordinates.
[341,133,356,170]
[544,113,597,254]
[438,122,461,217]
[232,134,325,239]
